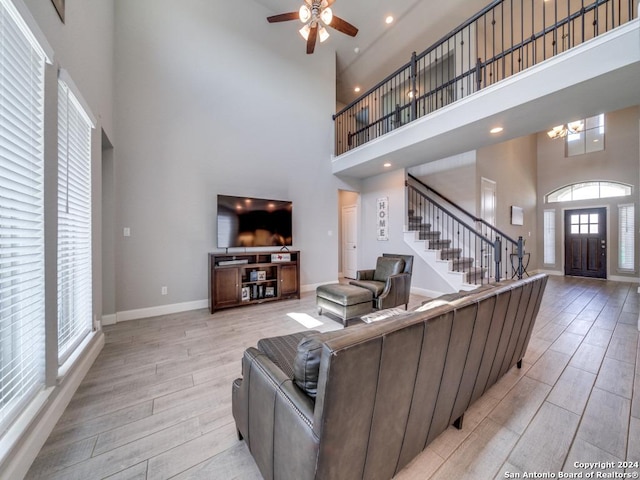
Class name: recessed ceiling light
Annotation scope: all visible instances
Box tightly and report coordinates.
[354,47,360,54]
[354,86,361,93]
[383,162,392,168]
[490,127,504,134]
[385,15,394,24]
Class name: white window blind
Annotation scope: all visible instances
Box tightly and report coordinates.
[57,78,93,364]
[543,210,556,265]
[618,204,634,271]
[0,0,47,432]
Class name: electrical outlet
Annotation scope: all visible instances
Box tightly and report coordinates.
[161,286,168,295]
[123,227,131,237]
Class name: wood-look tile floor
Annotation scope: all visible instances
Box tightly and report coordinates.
[26,276,640,479]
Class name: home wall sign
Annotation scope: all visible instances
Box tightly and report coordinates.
[377,197,389,241]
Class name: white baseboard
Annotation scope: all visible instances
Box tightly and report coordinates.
[115,299,209,323]
[411,286,446,299]
[536,269,564,276]
[0,332,104,480]
[102,313,117,326]
[609,274,640,283]
[536,269,639,284]
[301,281,336,293]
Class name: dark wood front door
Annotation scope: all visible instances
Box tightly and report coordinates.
[564,208,607,278]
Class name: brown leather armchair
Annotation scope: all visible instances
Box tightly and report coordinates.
[349,253,414,310]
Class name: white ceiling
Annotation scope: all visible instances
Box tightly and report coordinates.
[252,0,490,104]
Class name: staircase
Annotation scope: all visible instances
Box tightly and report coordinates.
[404,174,524,294]
[405,210,486,292]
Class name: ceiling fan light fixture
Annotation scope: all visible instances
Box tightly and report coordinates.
[267,1,358,54]
[321,7,333,25]
[319,26,330,42]
[299,5,311,23]
[299,23,311,40]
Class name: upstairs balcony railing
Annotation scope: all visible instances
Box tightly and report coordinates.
[333,0,637,156]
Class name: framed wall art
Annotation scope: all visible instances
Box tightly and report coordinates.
[511,206,524,226]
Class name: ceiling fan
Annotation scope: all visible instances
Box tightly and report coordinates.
[267,0,359,54]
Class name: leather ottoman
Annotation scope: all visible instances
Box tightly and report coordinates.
[316,283,373,326]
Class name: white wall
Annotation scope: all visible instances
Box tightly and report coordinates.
[477,135,539,269]
[113,0,357,314]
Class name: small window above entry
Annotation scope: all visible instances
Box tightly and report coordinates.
[567,114,605,156]
[546,181,632,203]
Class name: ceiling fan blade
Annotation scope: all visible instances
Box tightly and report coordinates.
[306,24,318,54]
[324,0,336,6]
[267,12,299,23]
[329,15,358,37]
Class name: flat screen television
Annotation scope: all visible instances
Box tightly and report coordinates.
[217,195,293,248]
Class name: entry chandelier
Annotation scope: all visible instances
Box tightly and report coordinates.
[547,120,584,139]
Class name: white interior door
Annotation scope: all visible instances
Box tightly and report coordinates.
[342,205,358,279]
[481,177,497,227]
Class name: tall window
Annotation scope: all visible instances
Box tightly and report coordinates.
[618,204,635,271]
[57,75,93,364]
[543,210,556,265]
[0,0,49,431]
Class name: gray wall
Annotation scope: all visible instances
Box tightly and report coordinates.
[24,0,114,138]
[477,134,539,269]
[536,106,640,278]
[408,151,477,214]
[113,0,357,313]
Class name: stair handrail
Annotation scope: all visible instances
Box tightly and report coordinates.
[407,174,525,281]
[406,179,494,248]
[407,173,519,246]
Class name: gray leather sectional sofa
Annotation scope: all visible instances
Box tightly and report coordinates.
[232,273,548,480]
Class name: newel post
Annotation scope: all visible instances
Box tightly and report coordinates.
[494,236,502,282]
[517,236,524,280]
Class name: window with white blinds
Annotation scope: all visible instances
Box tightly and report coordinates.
[618,204,635,271]
[0,0,47,432]
[57,78,93,364]
[543,210,556,265]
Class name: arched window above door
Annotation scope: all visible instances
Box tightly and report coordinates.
[546,181,632,203]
